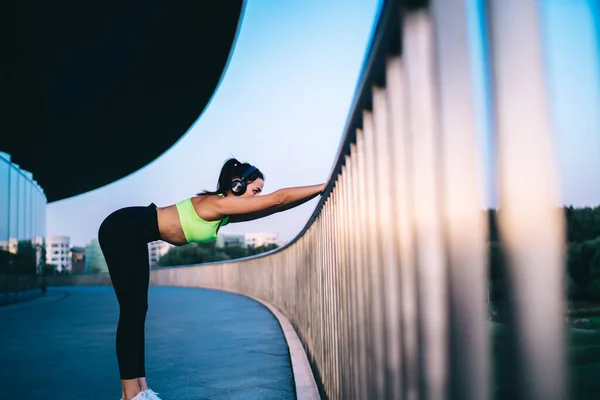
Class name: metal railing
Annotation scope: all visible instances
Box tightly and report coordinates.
[54,1,568,399]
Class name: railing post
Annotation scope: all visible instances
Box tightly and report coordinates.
[355,127,373,400]
[386,54,420,400]
[373,84,403,399]
[403,9,449,400]
[486,1,567,399]
[431,0,490,399]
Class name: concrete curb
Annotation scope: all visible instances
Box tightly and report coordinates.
[246,294,321,400]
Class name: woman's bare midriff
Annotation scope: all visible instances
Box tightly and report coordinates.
[156,196,222,246]
[156,205,187,246]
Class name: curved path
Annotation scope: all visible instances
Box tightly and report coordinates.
[0,286,295,399]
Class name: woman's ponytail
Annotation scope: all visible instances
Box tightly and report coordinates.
[198,157,261,196]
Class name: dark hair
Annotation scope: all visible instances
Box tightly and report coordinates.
[197,158,265,196]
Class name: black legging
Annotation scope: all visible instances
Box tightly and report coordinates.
[98,203,161,380]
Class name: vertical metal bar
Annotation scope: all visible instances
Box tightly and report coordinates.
[324,202,331,395]
[362,109,387,398]
[318,210,325,387]
[332,189,341,399]
[403,9,449,400]
[373,83,403,399]
[332,183,340,399]
[324,203,332,397]
[344,161,353,399]
[353,131,368,400]
[350,153,358,400]
[355,127,372,400]
[348,144,361,400]
[486,1,567,399]
[387,54,419,400]
[345,164,354,400]
[330,194,338,400]
[431,1,490,399]
[329,199,336,399]
[338,166,348,398]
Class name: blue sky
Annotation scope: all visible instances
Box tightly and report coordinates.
[48,0,600,247]
[542,0,600,207]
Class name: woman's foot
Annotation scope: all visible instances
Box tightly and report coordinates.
[143,388,162,400]
[122,378,144,400]
[121,391,146,400]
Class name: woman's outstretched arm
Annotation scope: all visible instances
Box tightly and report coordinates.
[275,184,326,206]
[228,184,327,223]
[214,184,326,222]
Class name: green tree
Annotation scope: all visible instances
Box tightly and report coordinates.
[567,243,584,299]
[489,205,600,302]
[155,242,281,268]
[489,241,507,302]
[564,205,600,243]
[587,244,600,298]
[220,246,249,260]
[157,244,209,267]
[247,243,280,256]
[16,240,36,275]
[488,209,499,242]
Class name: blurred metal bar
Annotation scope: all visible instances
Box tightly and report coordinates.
[339,164,349,398]
[354,128,370,400]
[386,55,419,400]
[323,202,332,397]
[362,110,387,399]
[355,126,373,400]
[486,1,567,399]
[332,189,341,399]
[342,155,357,400]
[348,143,362,400]
[328,191,338,399]
[403,9,448,400]
[326,200,334,398]
[328,198,336,398]
[372,84,403,399]
[431,1,490,399]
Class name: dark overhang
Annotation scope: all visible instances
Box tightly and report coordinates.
[2,1,244,202]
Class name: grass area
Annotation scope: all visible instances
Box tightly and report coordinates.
[492,325,600,399]
[571,316,600,330]
[568,330,600,399]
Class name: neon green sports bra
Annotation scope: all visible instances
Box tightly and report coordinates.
[175,196,229,244]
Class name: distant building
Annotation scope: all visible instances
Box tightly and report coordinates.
[216,234,246,248]
[71,246,86,274]
[244,233,285,248]
[46,235,71,272]
[85,238,107,273]
[4,238,17,255]
[148,240,174,267]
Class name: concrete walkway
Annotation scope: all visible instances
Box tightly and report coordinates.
[0,286,296,400]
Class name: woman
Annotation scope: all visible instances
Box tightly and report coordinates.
[98,158,326,400]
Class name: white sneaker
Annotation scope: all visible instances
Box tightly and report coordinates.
[121,391,146,400]
[143,388,162,400]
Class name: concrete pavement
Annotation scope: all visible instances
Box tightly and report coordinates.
[0,286,296,399]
